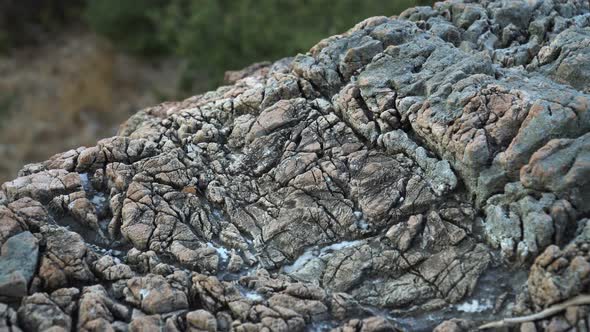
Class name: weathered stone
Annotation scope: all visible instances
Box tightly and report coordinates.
[93,255,134,281]
[0,232,39,298]
[433,319,473,332]
[528,221,590,308]
[1,0,590,330]
[17,293,71,331]
[78,285,129,331]
[2,170,82,203]
[521,133,590,213]
[37,227,96,290]
[128,310,164,332]
[0,303,20,331]
[50,287,80,315]
[186,309,217,332]
[125,274,189,314]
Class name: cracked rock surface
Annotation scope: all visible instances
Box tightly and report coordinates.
[1,0,589,331]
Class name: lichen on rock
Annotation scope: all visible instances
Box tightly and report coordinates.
[1,0,589,331]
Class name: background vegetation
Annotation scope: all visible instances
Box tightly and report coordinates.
[2,0,433,90]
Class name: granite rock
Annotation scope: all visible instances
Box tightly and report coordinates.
[0,0,589,330]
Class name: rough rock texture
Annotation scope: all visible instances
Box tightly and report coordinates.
[0,232,38,299]
[1,0,589,331]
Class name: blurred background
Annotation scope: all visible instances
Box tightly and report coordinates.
[0,0,434,182]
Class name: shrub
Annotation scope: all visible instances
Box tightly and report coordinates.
[85,0,434,90]
[0,0,84,51]
[84,0,170,56]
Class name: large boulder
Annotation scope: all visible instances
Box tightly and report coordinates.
[0,0,589,330]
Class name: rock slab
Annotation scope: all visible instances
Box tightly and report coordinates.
[0,231,39,298]
[1,0,590,331]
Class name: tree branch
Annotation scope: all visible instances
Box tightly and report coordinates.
[479,294,590,330]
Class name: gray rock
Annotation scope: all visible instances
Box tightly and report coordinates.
[1,0,589,330]
[0,232,39,298]
[528,220,590,308]
[124,274,189,314]
[0,303,20,331]
[186,309,217,332]
[17,292,71,331]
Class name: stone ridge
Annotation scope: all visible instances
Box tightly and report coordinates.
[1,0,589,331]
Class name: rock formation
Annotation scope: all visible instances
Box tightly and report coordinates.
[1,0,589,331]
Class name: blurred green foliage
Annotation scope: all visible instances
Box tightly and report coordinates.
[85,0,434,89]
[2,0,434,90]
[0,94,15,126]
[84,0,169,56]
[0,0,84,51]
